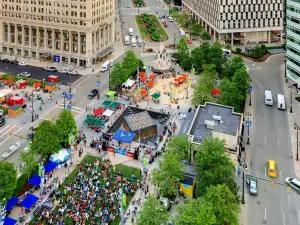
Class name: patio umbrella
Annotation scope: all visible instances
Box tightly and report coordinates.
[151,93,161,99]
[139,71,146,76]
[140,76,147,81]
[140,89,147,95]
[93,108,104,115]
[147,81,154,87]
[149,74,155,79]
[174,78,179,83]
[50,149,71,164]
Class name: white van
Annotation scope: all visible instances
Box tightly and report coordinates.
[129,28,134,36]
[276,94,286,110]
[264,90,273,106]
[132,37,136,47]
[137,38,143,47]
[179,29,185,37]
[125,36,130,45]
[100,60,113,72]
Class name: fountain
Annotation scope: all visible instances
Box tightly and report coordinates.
[151,44,172,73]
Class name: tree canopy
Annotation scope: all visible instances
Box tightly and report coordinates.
[174,197,216,225]
[204,184,240,225]
[232,67,250,97]
[19,150,38,180]
[202,31,211,41]
[191,48,204,74]
[177,38,189,61]
[110,63,128,90]
[55,110,77,146]
[31,120,60,157]
[189,23,202,39]
[167,135,190,161]
[0,161,17,203]
[122,50,140,75]
[136,196,169,225]
[194,138,238,197]
[222,56,245,79]
[206,42,226,73]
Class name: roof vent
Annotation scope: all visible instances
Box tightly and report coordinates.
[213,115,222,121]
[205,120,215,130]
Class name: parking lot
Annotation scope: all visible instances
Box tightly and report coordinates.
[0,61,82,84]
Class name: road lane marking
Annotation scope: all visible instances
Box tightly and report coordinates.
[265,167,267,176]
[0,125,15,138]
[280,170,283,180]
[80,98,87,104]
[283,212,286,225]
[74,74,92,88]
[0,124,12,133]
[0,127,22,146]
[56,106,82,113]
[278,139,280,147]
[265,137,267,144]
[265,207,267,221]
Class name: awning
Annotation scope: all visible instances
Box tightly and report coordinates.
[84,117,96,125]
[149,74,155,79]
[106,90,117,97]
[3,217,17,225]
[110,102,121,108]
[140,89,147,95]
[112,129,136,143]
[151,93,161,99]
[102,100,113,106]
[93,119,103,127]
[44,161,58,173]
[93,108,105,115]
[97,47,114,58]
[123,79,136,88]
[20,194,39,210]
[28,174,41,186]
[50,149,71,164]
[103,109,115,117]
[233,34,245,40]
[5,197,18,211]
[272,30,281,36]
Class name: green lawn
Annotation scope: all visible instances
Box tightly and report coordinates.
[135,14,169,42]
[30,155,141,225]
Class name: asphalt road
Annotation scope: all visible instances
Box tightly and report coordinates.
[245,55,300,225]
[0,62,82,84]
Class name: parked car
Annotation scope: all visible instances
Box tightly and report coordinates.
[285,177,300,194]
[68,71,78,76]
[58,69,68,74]
[2,142,20,159]
[18,61,27,66]
[0,117,5,127]
[44,67,57,72]
[168,16,174,22]
[246,176,257,195]
[88,89,99,99]
[18,72,31,77]
[11,60,19,65]
[1,59,10,63]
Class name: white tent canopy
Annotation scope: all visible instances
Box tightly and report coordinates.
[103,109,115,117]
[123,79,135,88]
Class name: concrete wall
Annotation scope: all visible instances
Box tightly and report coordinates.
[213,131,237,151]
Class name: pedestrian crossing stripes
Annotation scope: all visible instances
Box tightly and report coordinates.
[56,104,83,113]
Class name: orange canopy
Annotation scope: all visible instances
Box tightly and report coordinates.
[139,71,146,76]
[174,78,179,83]
[33,82,42,88]
[147,81,154,87]
[149,74,155,79]
[183,74,189,78]
[140,89,147,95]
[140,76,147,81]
[178,77,185,81]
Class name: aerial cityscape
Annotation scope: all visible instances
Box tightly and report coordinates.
[0,0,298,224]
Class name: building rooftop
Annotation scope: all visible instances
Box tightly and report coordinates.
[124,111,155,132]
[188,102,242,144]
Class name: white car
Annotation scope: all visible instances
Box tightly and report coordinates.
[18,61,27,66]
[285,177,300,193]
[2,142,20,159]
[68,71,78,76]
[58,69,68,74]
[18,72,31,77]
[168,17,174,22]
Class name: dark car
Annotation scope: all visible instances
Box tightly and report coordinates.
[88,89,99,99]
[11,60,19,65]
[44,67,57,72]
[1,59,10,63]
[0,117,5,127]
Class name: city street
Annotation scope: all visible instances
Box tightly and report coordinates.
[0,62,82,84]
[244,55,300,225]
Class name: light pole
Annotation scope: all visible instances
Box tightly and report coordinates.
[69,73,72,93]
[289,85,293,113]
[97,74,100,100]
[31,89,34,122]
[295,122,300,161]
[245,112,251,145]
[242,171,245,204]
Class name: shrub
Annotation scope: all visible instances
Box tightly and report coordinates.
[235,48,242,54]
[0,106,8,115]
[146,20,154,27]
[148,26,156,33]
[151,31,160,41]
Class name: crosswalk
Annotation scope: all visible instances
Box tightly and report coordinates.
[0,124,16,138]
[55,104,83,113]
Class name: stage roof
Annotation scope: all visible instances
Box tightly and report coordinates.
[124,111,155,132]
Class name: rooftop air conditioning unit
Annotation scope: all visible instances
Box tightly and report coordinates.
[204,120,215,130]
[213,115,221,121]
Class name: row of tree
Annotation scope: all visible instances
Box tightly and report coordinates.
[0,110,77,204]
[109,50,141,90]
[137,136,240,224]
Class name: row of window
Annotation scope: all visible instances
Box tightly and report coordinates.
[219,18,281,29]
[287,6,300,14]
[287,65,300,79]
[222,0,282,4]
[220,3,281,12]
[220,11,282,20]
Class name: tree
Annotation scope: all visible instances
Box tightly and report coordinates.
[204,184,240,225]
[152,151,183,197]
[202,31,211,41]
[167,135,190,161]
[179,57,192,71]
[137,196,169,225]
[0,161,17,203]
[177,13,190,28]
[31,120,60,157]
[218,79,244,112]
[232,67,250,97]
[19,150,38,180]
[122,50,140,75]
[189,23,202,39]
[191,48,204,74]
[110,63,129,90]
[177,38,189,61]
[174,197,216,225]
[251,45,264,58]
[207,42,226,73]
[55,110,77,146]
[199,43,211,62]
[222,56,245,79]
[194,138,238,197]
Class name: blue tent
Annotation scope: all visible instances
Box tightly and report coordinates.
[20,194,39,210]
[112,129,136,143]
[28,174,41,186]
[4,217,17,225]
[5,197,18,211]
[44,161,58,173]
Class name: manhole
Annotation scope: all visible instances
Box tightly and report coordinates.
[262,220,267,224]
[257,201,260,205]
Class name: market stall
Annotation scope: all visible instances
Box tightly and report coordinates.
[15,80,26,89]
[93,108,105,116]
[102,109,115,117]
[44,82,57,92]
[8,96,24,106]
[106,91,117,99]
[8,104,23,117]
[47,75,59,82]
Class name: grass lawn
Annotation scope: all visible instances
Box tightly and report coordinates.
[30,155,141,225]
[135,14,169,42]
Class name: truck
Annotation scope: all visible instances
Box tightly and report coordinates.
[100,60,113,72]
[246,176,257,195]
[132,37,137,47]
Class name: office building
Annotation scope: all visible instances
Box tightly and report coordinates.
[0,0,115,67]
[182,0,284,46]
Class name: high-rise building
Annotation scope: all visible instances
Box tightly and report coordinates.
[286,0,300,84]
[182,0,284,46]
[0,0,115,67]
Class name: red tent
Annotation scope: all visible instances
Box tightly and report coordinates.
[93,108,104,115]
[212,89,220,95]
[149,74,155,79]
[140,89,147,95]
[147,81,154,87]
[139,71,146,76]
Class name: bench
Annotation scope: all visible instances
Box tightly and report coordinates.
[33,205,41,216]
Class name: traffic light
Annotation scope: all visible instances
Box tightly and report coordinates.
[19,134,22,139]
[9,132,12,136]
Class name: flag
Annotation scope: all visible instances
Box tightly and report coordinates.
[38,165,42,176]
[122,193,127,206]
[143,156,148,167]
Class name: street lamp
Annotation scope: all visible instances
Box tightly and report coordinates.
[69,73,72,93]
[245,112,251,145]
[295,122,300,161]
[97,74,100,100]
[31,89,34,122]
[173,33,176,50]
[289,85,293,113]
[284,57,287,82]
[242,171,245,204]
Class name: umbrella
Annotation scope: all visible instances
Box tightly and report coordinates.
[212,89,220,95]
[50,149,71,164]
[140,89,147,95]
[147,81,154,87]
[139,71,146,76]
[140,76,147,81]
[151,93,161,99]
[149,74,155,79]
[93,108,104,115]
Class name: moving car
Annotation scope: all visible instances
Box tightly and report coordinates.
[246,176,257,195]
[11,60,19,65]
[18,61,27,66]
[2,142,20,159]
[285,177,300,193]
[58,69,68,74]
[44,67,57,72]
[1,59,10,63]
[68,71,78,76]
[88,89,99,99]
[267,160,277,178]
[168,16,174,22]
[18,72,31,77]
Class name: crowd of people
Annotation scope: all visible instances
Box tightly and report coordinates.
[34,158,140,225]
